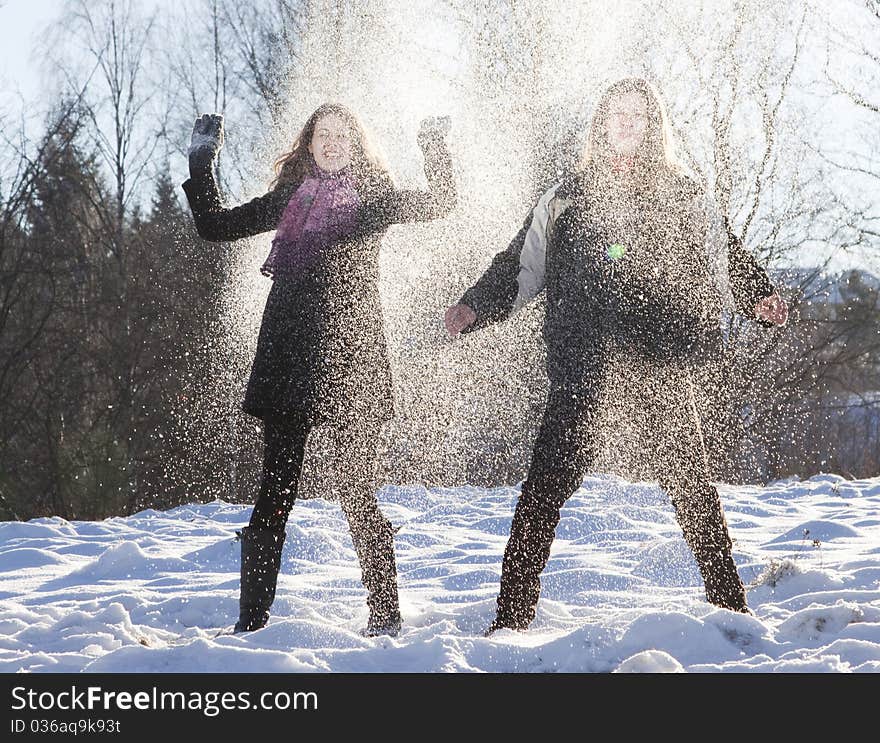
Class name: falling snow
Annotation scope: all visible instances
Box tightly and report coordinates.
[1,0,878,678]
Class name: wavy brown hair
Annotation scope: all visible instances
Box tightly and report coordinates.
[578,78,686,187]
[270,102,394,197]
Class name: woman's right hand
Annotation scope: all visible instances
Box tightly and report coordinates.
[188,113,225,170]
[444,303,476,337]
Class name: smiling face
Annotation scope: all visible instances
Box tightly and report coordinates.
[308,113,353,171]
[604,91,649,157]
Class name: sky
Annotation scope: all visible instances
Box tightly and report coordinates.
[1,472,879,673]
[0,0,172,104]
[0,0,56,100]
[3,0,877,282]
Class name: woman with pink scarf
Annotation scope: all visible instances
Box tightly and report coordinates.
[183,103,455,637]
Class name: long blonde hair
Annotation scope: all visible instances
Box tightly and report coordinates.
[270,103,393,197]
[578,78,685,185]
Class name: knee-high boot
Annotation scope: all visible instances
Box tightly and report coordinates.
[234,525,287,632]
[671,484,748,612]
[348,509,401,637]
[488,494,563,633]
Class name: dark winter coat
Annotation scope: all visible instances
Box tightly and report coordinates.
[459,167,775,391]
[182,136,455,425]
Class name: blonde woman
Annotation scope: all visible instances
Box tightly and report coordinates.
[445,78,786,633]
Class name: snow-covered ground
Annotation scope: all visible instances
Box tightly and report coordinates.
[1,472,879,674]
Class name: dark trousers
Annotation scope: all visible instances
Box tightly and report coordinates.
[493,363,747,629]
[250,416,310,531]
[249,415,399,622]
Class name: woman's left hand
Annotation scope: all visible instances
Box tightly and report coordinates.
[189,113,225,167]
[417,115,452,146]
[754,292,788,326]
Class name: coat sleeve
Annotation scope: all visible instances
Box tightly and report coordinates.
[457,209,534,333]
[699,194,777,321]
[725,219,777,320]
[181,162,289,243]
[457,183,560,334]
[372,135,456,224]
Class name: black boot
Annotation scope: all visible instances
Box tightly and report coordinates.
[486,494,561,635]
[362,535,402,638]
[694,529,749,613]
[233,526,286,633]
[363,606,402,638]
[350,513,402,637]
[699,545,749,613]
[671,485,748,613]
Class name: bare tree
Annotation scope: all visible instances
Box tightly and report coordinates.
[821,0,880,263]
[825,1,880,116]
[163,0,310,194]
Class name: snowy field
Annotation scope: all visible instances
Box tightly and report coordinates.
[1,472,879,674]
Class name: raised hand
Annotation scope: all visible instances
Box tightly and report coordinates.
[754,292,788,326]
[444,303,476,337]
[188,113,225,169]
[417,115,452,147]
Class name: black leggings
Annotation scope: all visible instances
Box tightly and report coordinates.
[249,417,311,530]
[494,368,741,620]
[249,415,399,618]
[249,416,385,530]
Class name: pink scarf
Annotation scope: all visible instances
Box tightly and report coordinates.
[260,159,361,278]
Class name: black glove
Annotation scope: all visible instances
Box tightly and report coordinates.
[417,115,451,148]
[188,113,225,174]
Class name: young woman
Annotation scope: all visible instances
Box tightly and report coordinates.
[183,103,455,637]
[445,78,787,633]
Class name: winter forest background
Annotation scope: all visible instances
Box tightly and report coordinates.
[0,0,878,523]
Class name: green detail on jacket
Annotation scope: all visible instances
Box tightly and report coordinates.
[607,243,627,261]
